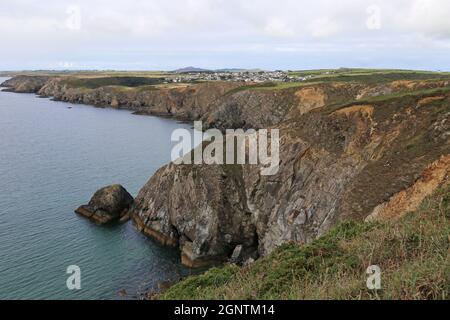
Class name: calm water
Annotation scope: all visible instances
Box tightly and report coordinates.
[0,77,194,299]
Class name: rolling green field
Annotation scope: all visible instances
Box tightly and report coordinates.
[227,69,450,93]
[3,68,450,92]
[288,68,450,79]
[63,76,167,89]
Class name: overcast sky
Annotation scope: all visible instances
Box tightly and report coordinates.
[1,0,450,71]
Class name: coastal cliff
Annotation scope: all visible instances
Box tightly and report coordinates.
[1,75,50,93]
[2,75,450,268]
[131,81,450,266]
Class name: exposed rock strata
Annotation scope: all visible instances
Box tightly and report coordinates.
[129,81,450,266]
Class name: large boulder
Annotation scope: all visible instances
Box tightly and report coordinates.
[75,184,134,224]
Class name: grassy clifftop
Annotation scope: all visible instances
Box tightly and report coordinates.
[62,76,166,89]
[160,182,450,300]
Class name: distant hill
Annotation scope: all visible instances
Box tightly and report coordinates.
[172,67,212,73]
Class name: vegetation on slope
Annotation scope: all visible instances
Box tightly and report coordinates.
[306,72,450,84]
[63,76,166,89]
[159,182,450,300]
[231,69,450,92]
[289,68,450,83]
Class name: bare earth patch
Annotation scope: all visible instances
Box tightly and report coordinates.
[332,104,374,119]
[366,155,450,222]
[294,87,327,114]
[417,96,446,107]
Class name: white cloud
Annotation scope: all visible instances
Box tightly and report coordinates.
[65,5,81,31]
[264,18,294,38]
[2,0,450,40]
[309,17,340,38]
[401,0,450,38]
[0,0,449,70]
[366,5,382,30]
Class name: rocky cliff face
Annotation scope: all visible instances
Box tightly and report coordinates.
[1,75,346,129]
[129,80,450,266]
[1,76,50,93]
[36,78,247,123]
[3,75,450,267]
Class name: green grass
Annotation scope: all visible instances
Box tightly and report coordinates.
[361,86,450,103]
[63,76,166,89]
[320,85,450,116]
[285,69,450,88]
[225,82,280,94]
[226,69,450,95]
[159,183,450,300]
[305,72,450,84]
[288,68,450,80]
[226,81,326,95]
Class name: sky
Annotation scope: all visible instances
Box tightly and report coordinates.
[1,0,450,71]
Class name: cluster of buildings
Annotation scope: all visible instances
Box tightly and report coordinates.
[169,70,310,83]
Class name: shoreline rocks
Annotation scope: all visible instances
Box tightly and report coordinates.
[75,184,134,224]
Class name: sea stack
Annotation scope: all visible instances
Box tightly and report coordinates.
[75,184,134,224]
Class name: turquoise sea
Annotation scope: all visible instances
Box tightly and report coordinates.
[0,77,193,299]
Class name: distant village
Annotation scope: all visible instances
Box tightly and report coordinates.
[169,70,317,83]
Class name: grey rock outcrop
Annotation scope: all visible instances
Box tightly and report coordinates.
[75,184,134,224]
[131,163,258,267]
